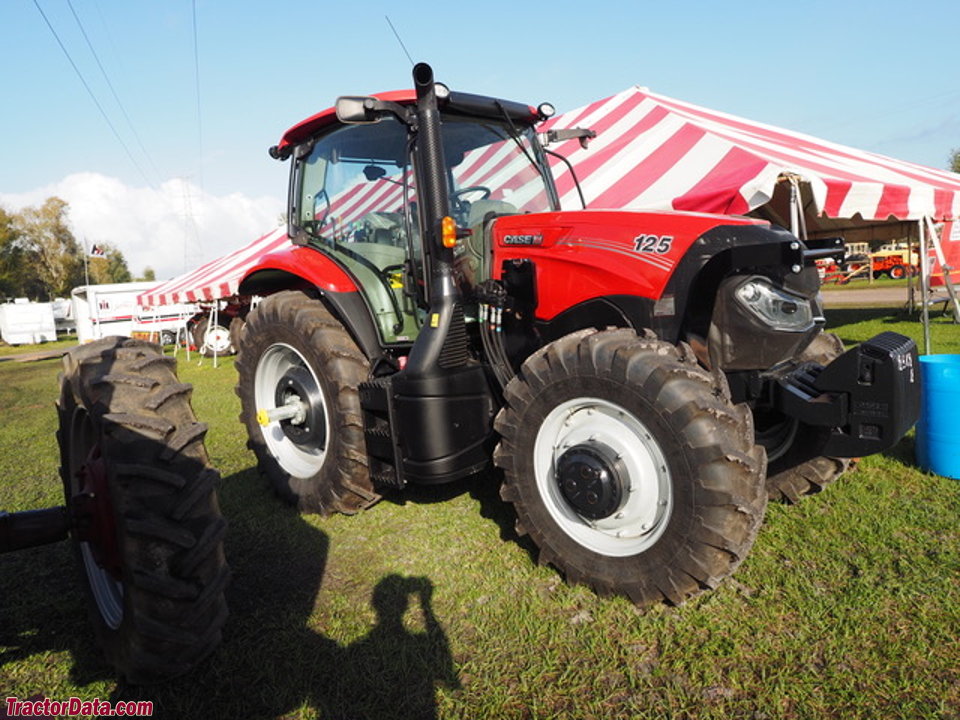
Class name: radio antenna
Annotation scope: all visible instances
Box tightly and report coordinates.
[385,16,414,66]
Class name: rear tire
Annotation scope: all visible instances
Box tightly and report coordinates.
[494,328,767,606]
[235,290,378,515]
[58,337,228,683]
[762,332,855,502]
[228,315,245,355]
[888,264,906,280]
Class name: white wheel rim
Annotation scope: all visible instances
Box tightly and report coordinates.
[254,343,329,478]
[204,325,232,353]
[80,543,123,629]
[533,397,673,557]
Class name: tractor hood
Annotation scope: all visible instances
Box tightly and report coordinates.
[491,209,768,321]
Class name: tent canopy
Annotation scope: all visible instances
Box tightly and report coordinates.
[138,226,288,307]
[141,86,960,306]
[543,87,960,242]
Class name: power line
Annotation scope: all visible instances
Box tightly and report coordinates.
[31,0,154,189]
[385,16,414,66]
[65,0,163,184]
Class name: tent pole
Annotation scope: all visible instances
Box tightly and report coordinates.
[925,216,960,323]
[919,218,931,355]
[789,178,800,237]
[907,223,915,311]
[212,304,219,369]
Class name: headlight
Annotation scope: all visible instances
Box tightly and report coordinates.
[734,278,814,332]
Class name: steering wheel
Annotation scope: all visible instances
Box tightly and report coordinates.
[452,186,491,203]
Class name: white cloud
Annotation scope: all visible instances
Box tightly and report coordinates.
[0,173,284,281]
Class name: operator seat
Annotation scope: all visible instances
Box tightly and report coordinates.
[459,199,518,287]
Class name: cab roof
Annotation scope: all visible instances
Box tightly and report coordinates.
[277,89,540,153]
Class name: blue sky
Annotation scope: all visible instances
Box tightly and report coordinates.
[1,0,958,278]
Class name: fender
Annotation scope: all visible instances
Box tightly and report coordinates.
[239,244,384,360]
[241,244,358,294]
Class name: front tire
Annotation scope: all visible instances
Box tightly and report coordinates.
[58,337,229,683]
[494,329,767,606]
[235,291,378,515]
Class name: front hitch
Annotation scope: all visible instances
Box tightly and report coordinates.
[773,331,920,457]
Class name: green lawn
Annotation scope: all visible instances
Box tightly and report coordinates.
[819,275,911,291]
[1,311,958,720]
[0,335,77,357]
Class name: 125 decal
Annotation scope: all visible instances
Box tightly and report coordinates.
[634,234,673,254]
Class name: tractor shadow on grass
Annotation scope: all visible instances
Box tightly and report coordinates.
[1,467,459,720]
[387,468,542,565]
[112,468,459,719]
[824,306,915,347]
[882,433,918,468]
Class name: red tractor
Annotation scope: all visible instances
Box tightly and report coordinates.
[234,64,920,606]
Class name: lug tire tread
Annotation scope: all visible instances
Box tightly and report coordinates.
[235,290,378,515]
[494,328,766,607]
[58,337,228,684]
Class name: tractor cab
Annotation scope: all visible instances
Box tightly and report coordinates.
[280,91,559,346]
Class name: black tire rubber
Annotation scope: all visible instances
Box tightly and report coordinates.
[228,315,245,355]
[57,337,229,684]
[888,264,906,280]
[493,328,767,607]
[763,331,855,502]
[192,317,236,357]
[235,290,378,515]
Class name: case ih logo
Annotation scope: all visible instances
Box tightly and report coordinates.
[502,234,543,246]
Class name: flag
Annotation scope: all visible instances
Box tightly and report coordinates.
[89,244,106,258]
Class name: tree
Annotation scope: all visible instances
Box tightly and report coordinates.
[0,206,24,297]
[139,266,156,282]
[88,242,133,284]
[950,148,960,174]
[14,197,83,298]
[0,204,44,299]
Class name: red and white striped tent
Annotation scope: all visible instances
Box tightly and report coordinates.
[543,86,960,238]
[138,226,288,307]
[138,86,960,307]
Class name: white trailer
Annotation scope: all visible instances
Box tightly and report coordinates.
[51,297,76,335]
[72,283,198,344]
[0,299,58,345]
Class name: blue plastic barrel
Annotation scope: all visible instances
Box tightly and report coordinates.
[916,354,960,479]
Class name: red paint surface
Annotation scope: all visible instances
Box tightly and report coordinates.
[492,209,765,320]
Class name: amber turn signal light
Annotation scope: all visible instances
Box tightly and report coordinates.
[441,216,458,248]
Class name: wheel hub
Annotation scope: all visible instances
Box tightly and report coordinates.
[556,442,626,520]
[274,365,326,448]
[534,397,674,557]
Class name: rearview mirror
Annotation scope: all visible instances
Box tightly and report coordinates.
[363,165,387,181]
[336,96,381,124]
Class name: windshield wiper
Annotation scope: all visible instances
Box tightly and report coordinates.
[495,100,539,171]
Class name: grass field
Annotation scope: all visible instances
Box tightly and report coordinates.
[1,308,958,719]
[818,275,910,291]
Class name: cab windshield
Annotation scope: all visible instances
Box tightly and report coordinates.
[295,113,553,344]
